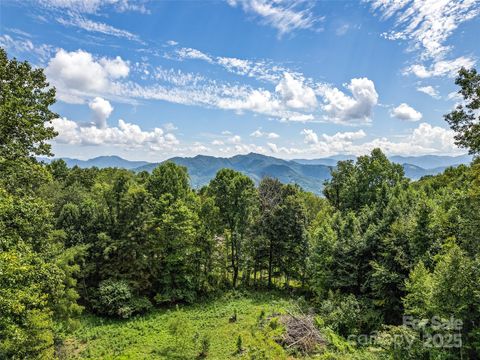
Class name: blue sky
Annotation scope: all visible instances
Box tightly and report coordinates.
[1,0,479,161]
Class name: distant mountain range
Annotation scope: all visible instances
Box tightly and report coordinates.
[42,153,472,195]
[52,155,150,170]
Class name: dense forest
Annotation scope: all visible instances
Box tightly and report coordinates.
[1,47,480,359]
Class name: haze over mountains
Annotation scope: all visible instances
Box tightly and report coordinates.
[47,153,472,194]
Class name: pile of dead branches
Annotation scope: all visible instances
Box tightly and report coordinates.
[279,308,326,353]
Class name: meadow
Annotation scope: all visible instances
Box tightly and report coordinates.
[57,291,372,360]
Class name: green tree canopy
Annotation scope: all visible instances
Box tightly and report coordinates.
[444,67,480,155]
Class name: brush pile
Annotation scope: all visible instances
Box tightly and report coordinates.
[279,309,326,353]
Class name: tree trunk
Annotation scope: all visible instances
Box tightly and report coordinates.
[268,238,273,288]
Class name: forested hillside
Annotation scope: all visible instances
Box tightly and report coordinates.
[1,49,480,359]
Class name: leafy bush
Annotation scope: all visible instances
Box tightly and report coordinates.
[92,279,152,318]
[318,292,361,337]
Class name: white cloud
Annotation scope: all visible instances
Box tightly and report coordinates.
[300,129,367,155]
[250,129,263,138]
[163,122,178,131]
[216,56,286,82]
[275,72,317,109]
[166,40,178,46]
[287,114,315,122]
[390,103,423,121]
[0,34,54,62]
[212,140,225,146]
[169,45,288,83]
[447,91,463,101]
[300,123,459,156]
[45,49,130,103]
[318,77,378,124]
[267,132,280,139]
[217,89,282,115]
[228,135,242,144]
[52,117,178,149]
[88,97,113,128]
[99,56,130,78]
[368,0,478,80]
[405,56,475,78]
[250,129,280,139]
[176,48,213,63]
[417,85,440,98]
[301,129,319,144]
[154,67,204,86]
[322,129,366,143]
[369,0,480,61]
[57,15,140,41]
[39,0,148,14]
[409,122,456,152]
[227,0,320,36]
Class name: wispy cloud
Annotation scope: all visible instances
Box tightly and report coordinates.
[227,0,322,36]
[0,34,55,63]
[39,0,149,14]
[367,0,479,77]
[57,14,142,42]
[368,0,479,60]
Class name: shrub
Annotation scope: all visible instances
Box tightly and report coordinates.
[318,292,361,337]
[92,279,152,318]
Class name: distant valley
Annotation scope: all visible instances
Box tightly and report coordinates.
[43,153,472,195]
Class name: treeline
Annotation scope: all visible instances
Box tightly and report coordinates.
[1,48,480,359]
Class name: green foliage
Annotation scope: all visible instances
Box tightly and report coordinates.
[146,161,190,201]
[208,168,257,287]
[61,293,295,359]
[444,67,480,154]
[318,292,362,337]
[0,48,57,160]
[92,279,152,319]
[403,261,433,319]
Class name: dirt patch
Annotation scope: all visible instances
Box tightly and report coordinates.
[56,338,87,359]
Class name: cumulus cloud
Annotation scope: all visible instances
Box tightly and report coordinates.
[318,78,378,124]
[45,49,130,103]
[287,114,315,122]
[298,129,367,155]
[42,49,363,124]
[275,72,317,109]
[227,135,242,144]
[390,103,423,121]
[88,97,113,128]
[250,129,280,139]
[417,85,440,98]
[52,117,178,149]
[227,0,320,36]
[301,129,319,144]
[298,123,459,157]
[217,89,281,115]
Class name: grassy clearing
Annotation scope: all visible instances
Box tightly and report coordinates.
[58,291,380,360]
[59,291,300,359]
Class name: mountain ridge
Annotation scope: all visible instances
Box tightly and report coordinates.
[41,153,472,195]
